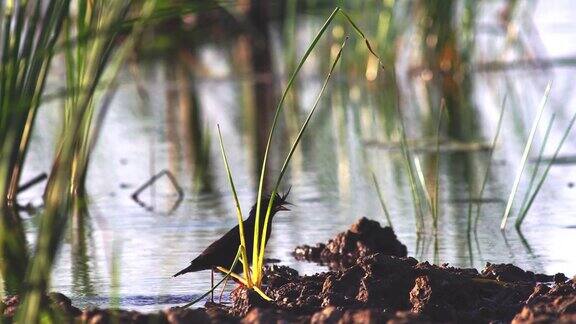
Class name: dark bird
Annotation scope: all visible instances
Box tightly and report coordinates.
[173,190,291,278]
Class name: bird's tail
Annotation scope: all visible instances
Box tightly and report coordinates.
[172,261,204,277]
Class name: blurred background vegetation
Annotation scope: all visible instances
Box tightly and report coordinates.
[2,0,576,318]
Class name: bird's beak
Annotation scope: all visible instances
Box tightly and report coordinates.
[278,204,290,211]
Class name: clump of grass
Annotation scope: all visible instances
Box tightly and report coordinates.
[515,110,576,229]
[45,0,134,205]
[0,0,71,295]
[500,82,576,230]
[13,1,157,321]
[195,7,388,302]
[214,33,348,301]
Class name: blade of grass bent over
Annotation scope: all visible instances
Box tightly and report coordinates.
[500,82,551,230]
[515,110,576,229]
[257,36,349,276]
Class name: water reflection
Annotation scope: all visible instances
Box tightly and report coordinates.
[71,204,96,298]
[7,0,576,311]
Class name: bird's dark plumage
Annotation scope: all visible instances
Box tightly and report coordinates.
[173,190,291,277]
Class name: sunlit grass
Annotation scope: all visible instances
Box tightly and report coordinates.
[501,83,551,230]
[515,110,576,229]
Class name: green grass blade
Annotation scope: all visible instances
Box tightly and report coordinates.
[216,125,251,285]
[372,172,393,228]
[515,110,576,228]
[257,36,348,272]
[253,7,340,271]
[433,102,444,228]
[516,113,555,219]
[414,156,434,215]
[500,82,551,230]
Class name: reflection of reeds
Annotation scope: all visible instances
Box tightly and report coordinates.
[0,208,28,294]
[71,204,95,297]
[418,0,477,141]
[164,52,213,191]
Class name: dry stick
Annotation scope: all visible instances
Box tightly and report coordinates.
[474,96,507,231]
[501,82,551,230]
[131,169,184,213]
[17,173,48,193]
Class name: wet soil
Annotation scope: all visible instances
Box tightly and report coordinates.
[231,255,573,323]
[2,218,574,323]
[293,217,407,269]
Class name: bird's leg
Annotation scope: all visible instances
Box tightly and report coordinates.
[211,268,215,302]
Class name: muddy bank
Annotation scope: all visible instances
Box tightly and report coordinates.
[232,254,573,323]
[2,218,574,323]
[4,256,571,323]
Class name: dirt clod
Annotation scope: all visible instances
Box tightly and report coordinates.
[293,217,407,269]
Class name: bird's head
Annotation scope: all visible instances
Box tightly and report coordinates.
[250,187,292,219]
[267,187,292,213]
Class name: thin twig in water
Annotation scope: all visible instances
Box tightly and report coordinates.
[131,169,184,213]
[17,173,48,193]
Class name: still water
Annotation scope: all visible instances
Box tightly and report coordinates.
[14,1,576,311]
